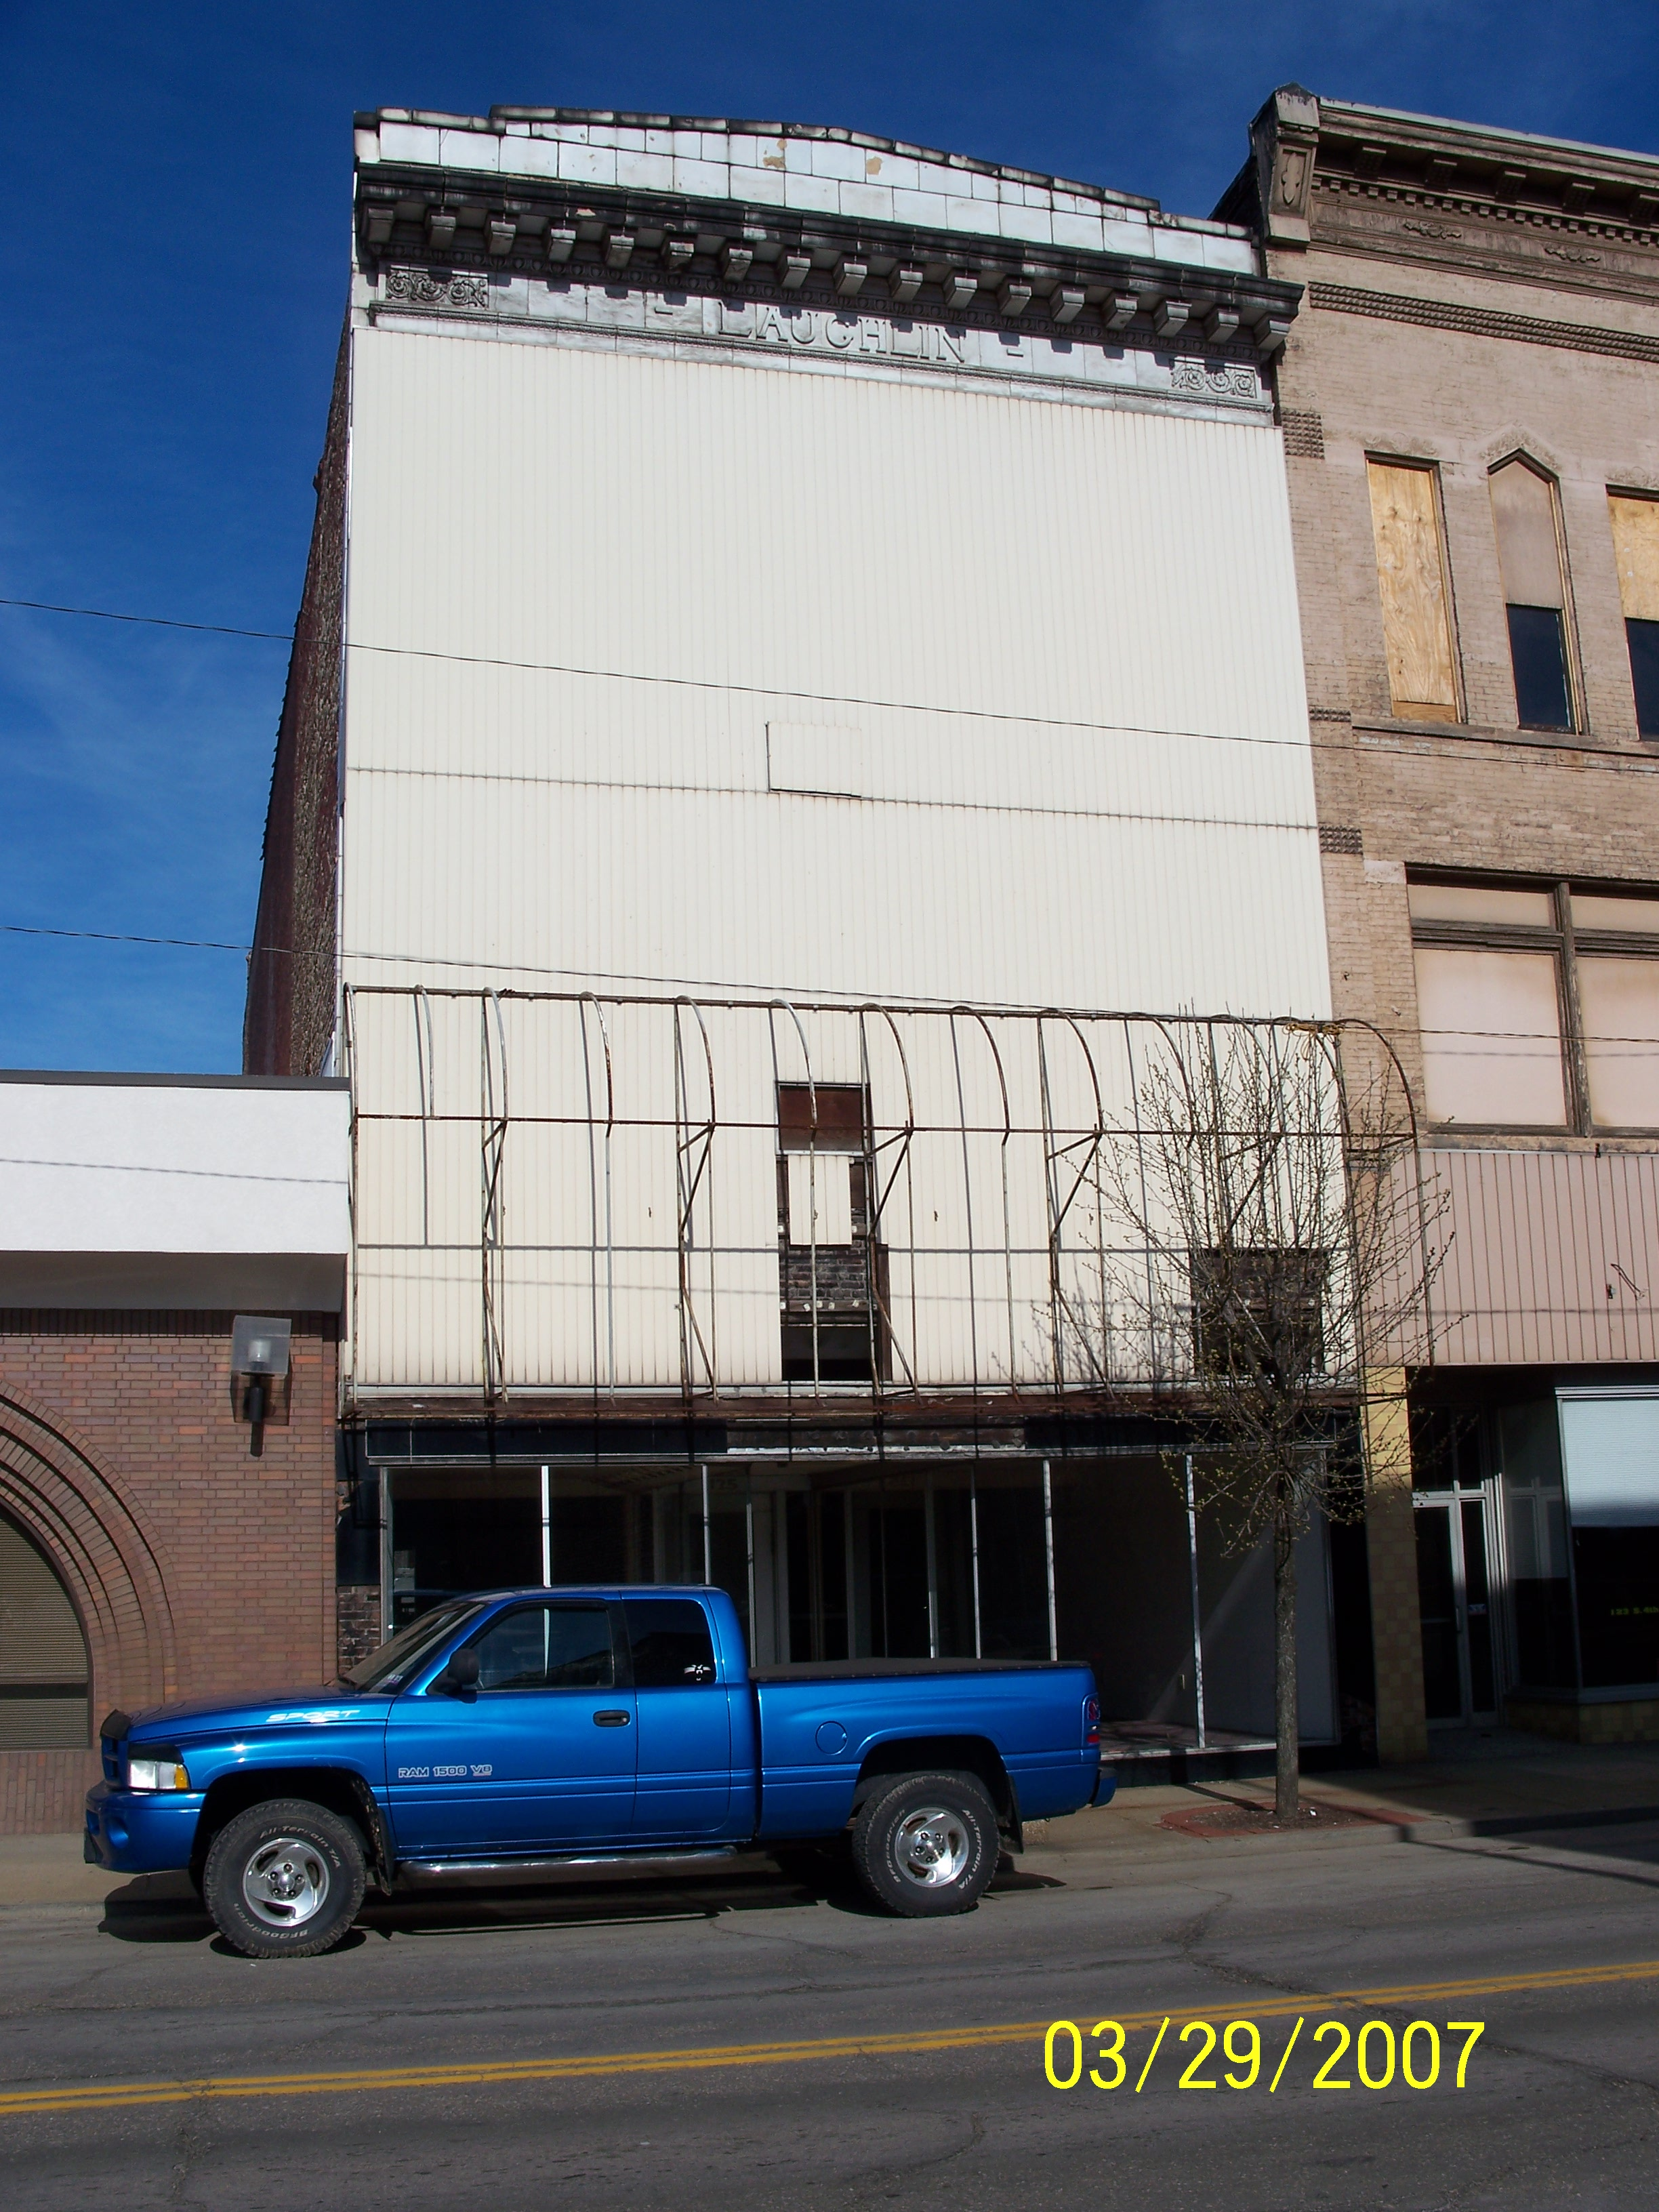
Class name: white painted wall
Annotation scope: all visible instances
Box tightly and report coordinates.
[342,328,1326,1017]
[338,297,1327,1392]
[0,1080,350,1258]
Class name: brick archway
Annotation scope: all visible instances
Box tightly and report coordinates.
[0,1385,178,1719]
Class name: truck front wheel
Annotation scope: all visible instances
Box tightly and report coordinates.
[851,1771,998,1917]
[203,1799,367,1959]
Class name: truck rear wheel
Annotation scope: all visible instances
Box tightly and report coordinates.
[851,1771,998,1917]
[203,1799,366,1959]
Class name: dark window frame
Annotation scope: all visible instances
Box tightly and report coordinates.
[775,1082,890,1385]
[1409,872,1659,1135]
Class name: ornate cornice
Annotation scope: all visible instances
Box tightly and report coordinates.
[1221,88,1659,308]
[354,163,1303,362]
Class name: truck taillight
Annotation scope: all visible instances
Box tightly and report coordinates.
[1084,1696,1100,1746]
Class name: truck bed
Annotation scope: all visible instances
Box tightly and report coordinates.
[752,1654,1099,1839]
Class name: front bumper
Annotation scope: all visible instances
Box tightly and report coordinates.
[85,1780,204,1875]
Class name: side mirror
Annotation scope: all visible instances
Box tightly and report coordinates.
[433,1647,480,1696]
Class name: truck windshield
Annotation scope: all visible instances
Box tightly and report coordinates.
[340,1601,483,1692]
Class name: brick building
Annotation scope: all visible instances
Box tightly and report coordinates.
[0,1074,349,1831]
[1221,93,1659,1752]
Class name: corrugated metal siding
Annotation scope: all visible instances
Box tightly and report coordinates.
[340,329,1326,1015]
[340,323,1331,1390]
[1425,1146,1659,1366]
[346,995,1263,1396]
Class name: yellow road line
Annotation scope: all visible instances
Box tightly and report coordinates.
[2,1956,1655,2120]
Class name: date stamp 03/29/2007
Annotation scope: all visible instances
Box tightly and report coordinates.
[1044,2016,1486,2094]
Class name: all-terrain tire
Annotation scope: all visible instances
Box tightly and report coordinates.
[203,1798,366,1959]
[850,1770,999,1917]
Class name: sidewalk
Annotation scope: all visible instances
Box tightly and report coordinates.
[1019,1727,1659,1876]
[5,1731,1658,1910]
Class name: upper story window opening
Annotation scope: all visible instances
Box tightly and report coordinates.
[1408,874,1659,1134]
[1489,457,1578,733]
[1607,489,1659,740]
[1366,457,1462,723]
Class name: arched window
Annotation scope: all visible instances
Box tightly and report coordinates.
[0,1515,89,1749]
[1490,456,1577,732]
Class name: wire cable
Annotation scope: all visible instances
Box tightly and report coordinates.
[3,920,1656,1050]
[5,594,1658,786]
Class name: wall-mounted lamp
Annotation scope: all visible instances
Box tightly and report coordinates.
[230,1315,291,1456]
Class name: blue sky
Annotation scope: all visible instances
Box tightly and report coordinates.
[3,0,1657,1072]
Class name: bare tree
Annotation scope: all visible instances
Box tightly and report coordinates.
[1082,1019,1441,1820]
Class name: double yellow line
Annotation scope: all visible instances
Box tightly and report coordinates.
[1,1957,1654,2120]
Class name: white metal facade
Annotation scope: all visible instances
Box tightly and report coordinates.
[335,119,1329,1397]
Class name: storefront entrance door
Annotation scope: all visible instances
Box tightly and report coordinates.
[1414,1496,1498,1725]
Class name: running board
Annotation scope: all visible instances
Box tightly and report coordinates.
[396,1846,745,1880]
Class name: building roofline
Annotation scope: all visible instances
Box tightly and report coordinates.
[1315,94,1659,178]
[0,1071,350,1091]
[1215,83,1659,236]
[355,103,1170,220]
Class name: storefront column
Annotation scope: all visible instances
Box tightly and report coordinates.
[1364,1368,1428,1762]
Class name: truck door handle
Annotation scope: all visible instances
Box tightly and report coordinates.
[593,1709,631,1727]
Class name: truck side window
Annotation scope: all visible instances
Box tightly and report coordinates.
[623,1599,717,1688]
[466,1604,615,1692]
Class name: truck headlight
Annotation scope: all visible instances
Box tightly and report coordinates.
[127,1756,190,1792]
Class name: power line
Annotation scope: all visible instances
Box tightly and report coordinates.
[3,920,1657,1050]
[0,596,291,642]
[6,592,1658,787]
[1,922,247,953]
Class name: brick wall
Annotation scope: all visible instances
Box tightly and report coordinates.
[1241,98,1659,1755]
[1266,201,1659,1097]
[336,1584,383,1674]
[0,1311,337,1832]
[243,319,350,1079]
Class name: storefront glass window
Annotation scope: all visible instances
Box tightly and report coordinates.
[1496,1403,1576,1689]
[1558,1393,1659,1689]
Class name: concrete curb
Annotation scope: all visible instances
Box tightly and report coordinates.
[1388,1802,1659,1844]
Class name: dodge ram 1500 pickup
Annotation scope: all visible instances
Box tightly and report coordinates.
[85,1585,1109,1957]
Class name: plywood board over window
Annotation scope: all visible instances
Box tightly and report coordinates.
[1608,493,1659,738]
[1366,460,1460,720]
[1609,494,1659,621]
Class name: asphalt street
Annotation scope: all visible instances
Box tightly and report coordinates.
[4,1809,1659,2210]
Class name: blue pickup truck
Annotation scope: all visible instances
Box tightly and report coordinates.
[85,1586,1108,1958]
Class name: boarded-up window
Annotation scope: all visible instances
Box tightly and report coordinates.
[1412,874,1659,1134]
[1608,492,1659,737]
[785,1151,854,1246]
[1491,459,1574,731]
[1367,459,1460,720]
[1577,957,1659,1128]
[775,1083,884,1381]
[1412,945,1568,1128]
[0,1515,89,1750]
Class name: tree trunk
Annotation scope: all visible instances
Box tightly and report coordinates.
[1273,1492,1300,1821]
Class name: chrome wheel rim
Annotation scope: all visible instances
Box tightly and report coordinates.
[242,1837,330,1929]
[893,1807,971,1888]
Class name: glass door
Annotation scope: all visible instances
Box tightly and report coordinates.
[1414,1492,1499,1725]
